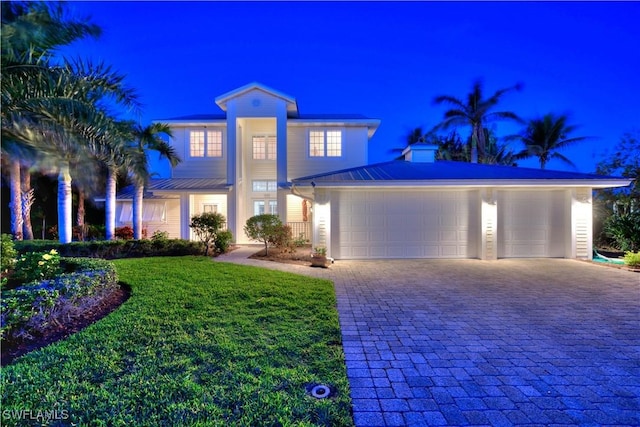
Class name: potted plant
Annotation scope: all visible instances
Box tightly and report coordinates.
[310,246,331,268]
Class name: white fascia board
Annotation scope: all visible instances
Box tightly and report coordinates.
[299,179,632,189]
[288,119,381,138]
[214,82,297,110]
[154,119,227,127]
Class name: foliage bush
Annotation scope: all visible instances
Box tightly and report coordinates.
[214,229,233,254]
[151,230,170,241]
[189,212,228,256]
[623,251,640,267]
[13,239,205,259]
[73,224,105,241]
[244,214,282,255]
[604,211,640,252]
[271,224,295,253]
[12,249,62,285]
[1,234,17,287]
[1,257,118,340]
[114,226,134,240]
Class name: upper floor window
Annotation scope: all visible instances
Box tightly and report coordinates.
[309,130,342,157]
[252,180,277,192]
[252,135,276,160]
[190,130,222,158]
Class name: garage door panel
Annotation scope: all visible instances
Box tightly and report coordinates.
[499,191,566,258]
[334,190,478,259]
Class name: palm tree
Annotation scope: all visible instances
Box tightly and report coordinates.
[512,113,589,169]
[433,79,523,163]
[128,123,180,239]
[3,63,138,243]
[1,1,102,241]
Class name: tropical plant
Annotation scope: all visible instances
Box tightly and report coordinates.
[603,211,640,252]
[433,79,523,163]
[1,1,139,243]
[511,113,589,169]
[127,122,180,239]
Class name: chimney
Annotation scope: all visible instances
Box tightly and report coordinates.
[402,144,438,163]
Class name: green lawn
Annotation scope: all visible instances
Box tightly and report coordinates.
[0,257,353,426]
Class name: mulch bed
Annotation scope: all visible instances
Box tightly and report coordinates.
[1,284,130,366]
[248,245,314,266]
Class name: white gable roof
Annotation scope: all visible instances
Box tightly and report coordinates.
[214,82,299,116]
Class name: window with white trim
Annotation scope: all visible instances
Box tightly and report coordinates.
[190,129,222,158]
[119,202,166,223]
[252,135,276,160]
[202,204,218,213]
[252,180,277,192]
[253,200,277,216]
[309,130,342,157]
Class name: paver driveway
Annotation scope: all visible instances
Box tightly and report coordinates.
[218,250,640,426]
[334,259,639,426]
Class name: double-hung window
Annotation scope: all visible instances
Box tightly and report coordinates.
[309,130,342,157]
[253,200,277,216]
[252,135,277,160]
[190,129,222,158]
[252,180,277,192]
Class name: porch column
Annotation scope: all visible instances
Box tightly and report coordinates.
[226,103,237,237]
[480,188,498,260]
[276,102,288,224]
[180,193,190,239]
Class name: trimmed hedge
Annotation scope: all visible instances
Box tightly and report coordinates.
[1,258,118,340]
[14,239,205,259]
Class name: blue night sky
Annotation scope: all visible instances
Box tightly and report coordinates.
[61,1,640,175]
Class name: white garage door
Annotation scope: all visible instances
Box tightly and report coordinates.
[332,190,478,259]
[498,190,566,258]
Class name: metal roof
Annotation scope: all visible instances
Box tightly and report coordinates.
[147,178,230,191]
[292,160,632,188]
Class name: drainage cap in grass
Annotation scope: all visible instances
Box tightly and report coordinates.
[310,384,331,399]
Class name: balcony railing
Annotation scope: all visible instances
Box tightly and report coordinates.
[287,221,312,242]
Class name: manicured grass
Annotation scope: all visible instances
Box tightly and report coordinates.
[1,257,353,426]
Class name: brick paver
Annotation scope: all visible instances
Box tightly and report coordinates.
[217,249,640,426]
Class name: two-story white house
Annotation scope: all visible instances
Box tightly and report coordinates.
[115,82,631,260]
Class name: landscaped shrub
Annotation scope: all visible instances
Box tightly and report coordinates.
[623,251,640,267]
[151,230,170,241]
[189,212,227,256]
[244,214,282,255]
[214,229,234,254]
[604,211,640,252]
[12,249,62,285]
[271,224,294,253]
[1,257,118,340]
[115,226,134,240]
[13,239,204,259]
[1,234,17,287]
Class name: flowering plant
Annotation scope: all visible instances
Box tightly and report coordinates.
[14,249,62,284]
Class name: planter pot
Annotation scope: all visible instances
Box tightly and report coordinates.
[310,255,330,268]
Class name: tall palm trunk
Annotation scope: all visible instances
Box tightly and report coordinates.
[21,165,34,240]
[9,161,23,240]
[105,167,117,240]
[77,187,86,240]
[58,162,73,243]
[132,182,144,239]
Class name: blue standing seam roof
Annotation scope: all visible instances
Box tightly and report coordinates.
[291,160,628,183]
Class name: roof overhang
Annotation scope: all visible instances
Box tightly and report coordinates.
[288,118,381,138]
[292,179,632,189]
